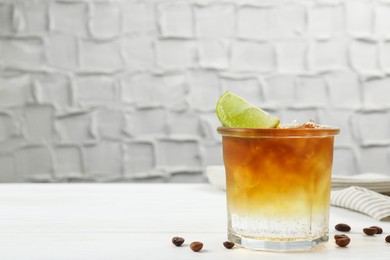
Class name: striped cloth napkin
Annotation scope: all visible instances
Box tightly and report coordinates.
[331,186,390,221]
[331,173,390,195]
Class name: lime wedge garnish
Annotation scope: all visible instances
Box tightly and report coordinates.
[216,91,280,128]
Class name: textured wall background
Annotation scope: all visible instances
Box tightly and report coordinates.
[1,0,390,182]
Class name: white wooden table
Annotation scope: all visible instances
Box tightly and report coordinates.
[0,184,389,259]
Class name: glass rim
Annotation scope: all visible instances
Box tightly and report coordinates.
[217,125,340,137]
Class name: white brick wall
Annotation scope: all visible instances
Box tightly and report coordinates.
[1,0,390,182]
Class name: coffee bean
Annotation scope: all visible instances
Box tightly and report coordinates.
[223,241,235,249]
[335,236,350,247]
[385,235,390,243]
[190,241,203,252]
[369,226,383,234]
[172,236,185,246]
[335,223,351,232]
[363,227,377,236]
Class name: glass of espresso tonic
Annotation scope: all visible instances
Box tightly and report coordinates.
[218,123,339,252]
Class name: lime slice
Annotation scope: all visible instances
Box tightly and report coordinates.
[216,91,280,128]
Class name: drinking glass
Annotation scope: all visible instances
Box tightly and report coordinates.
[218,126,340,252]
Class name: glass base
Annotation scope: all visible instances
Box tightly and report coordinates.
[229,233,328,252]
